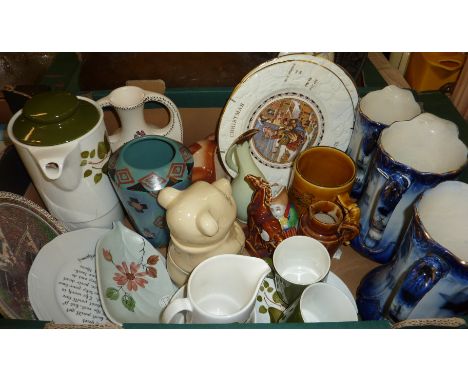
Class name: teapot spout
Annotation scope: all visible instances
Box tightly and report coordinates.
[27,142,81,191]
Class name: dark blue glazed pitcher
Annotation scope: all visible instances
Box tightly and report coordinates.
[357,181,468,321]
[351,113,467,264]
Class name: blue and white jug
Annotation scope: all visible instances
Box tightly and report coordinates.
[351,113,467,264]
[357,181,468,321]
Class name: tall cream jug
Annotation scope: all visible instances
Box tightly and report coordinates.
[7,91,124,230]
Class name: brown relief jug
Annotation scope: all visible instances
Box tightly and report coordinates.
[298,200,359,257]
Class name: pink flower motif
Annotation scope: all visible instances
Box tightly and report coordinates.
[113,261,148,291]
[103,248,112,262]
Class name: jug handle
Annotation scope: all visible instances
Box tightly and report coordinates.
[363,172,410,249]
[28,143,78,181]
[336,193,360,245]
[161,297,193,324]
[143,91,183,139]
[385,254,450,322]
[225,143,239,174]
[351,125,381,198]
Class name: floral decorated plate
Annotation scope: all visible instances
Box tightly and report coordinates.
[27,228,110,324]
[0,191,67,320]
[167,271,355,324]
[218,59,355,187]
[95,221,177,325]
[240,53,358,109]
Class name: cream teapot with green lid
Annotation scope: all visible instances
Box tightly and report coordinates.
[7,91,124,230]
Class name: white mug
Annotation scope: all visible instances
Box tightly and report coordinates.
[273,235,330,305]
[279,283,358,323]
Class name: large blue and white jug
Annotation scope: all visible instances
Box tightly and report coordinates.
[351,113,467,264]
[346,85,421,199]
[357,181,468,321]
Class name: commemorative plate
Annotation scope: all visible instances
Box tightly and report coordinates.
[241,53,358,109]
[0,192,67,319]
[218,59,355,187]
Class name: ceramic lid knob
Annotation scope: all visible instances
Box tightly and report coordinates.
[23,91,80,124]
[11,91,100,146]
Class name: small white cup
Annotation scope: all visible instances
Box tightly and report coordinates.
[273,236,331,305]
[280,283,358,323]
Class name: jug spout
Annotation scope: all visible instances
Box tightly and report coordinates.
[224,254,272,300]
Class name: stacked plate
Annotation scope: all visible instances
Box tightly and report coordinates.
[218,53,358,187]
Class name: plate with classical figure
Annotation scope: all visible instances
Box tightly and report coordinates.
[0,192,67,319]
[218,59,355,187]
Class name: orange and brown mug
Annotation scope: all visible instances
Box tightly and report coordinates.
[288,146,360,230]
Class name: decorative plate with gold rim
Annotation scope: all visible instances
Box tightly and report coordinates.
[218,59,355,187]
[0,192,67,320]
[240,53,358,109]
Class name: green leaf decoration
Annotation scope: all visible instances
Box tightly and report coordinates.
[122,294,136,312]
[90,149,96,158]
[267,287,273,293]
[263,280,269,288]
[263,258,274,272]
[272,291,283,304]
[81,151,89,158]
[259,286,264,292]
[258,305,267,314]
[268,307,284,323]
[105,287,119,300]
[104,135,111,151]
[256,295,263,302]
[98,141,109,159]
[102,161,109,175]
[94,173,103,184]
[84,169,92,178]
[80,160,87,166]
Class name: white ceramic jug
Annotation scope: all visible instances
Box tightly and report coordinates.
[97,85,183,151]
[7,91,124,230]
[161,254,271,324]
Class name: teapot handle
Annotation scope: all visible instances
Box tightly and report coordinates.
[142,91,183,142]
[161,297,193,324]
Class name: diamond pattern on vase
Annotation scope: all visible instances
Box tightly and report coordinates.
[179,146,192,163]
[186,161,194,175]
[127,183,148,193]
[116,168,135,186]
[128,197,148,213]
[167,163,186,179]
[166,177,182,188]
[138,172,167,192]
[153,215,167,228]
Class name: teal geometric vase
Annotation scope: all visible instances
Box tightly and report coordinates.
[107,136,193,247]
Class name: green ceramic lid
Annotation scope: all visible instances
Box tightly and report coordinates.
[12,91,100,146]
